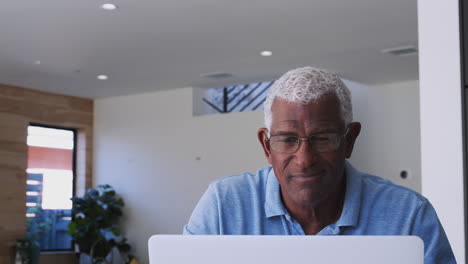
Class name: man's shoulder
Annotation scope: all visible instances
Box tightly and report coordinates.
[360,173,427,205]
[203,166,273,210]
[210,166,272,191]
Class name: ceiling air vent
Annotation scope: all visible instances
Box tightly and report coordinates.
[381,45,418,57]
[200,72,233,79]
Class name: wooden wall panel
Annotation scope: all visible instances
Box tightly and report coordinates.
[0,83,93,262]
[0,151,27,169]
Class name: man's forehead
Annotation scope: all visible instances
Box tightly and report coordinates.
[271,120,342,131]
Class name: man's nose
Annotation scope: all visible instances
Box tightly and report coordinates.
[293,139,319,167]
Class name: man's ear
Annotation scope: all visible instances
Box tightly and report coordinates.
[344,122,361,159]
[258,128,273,164]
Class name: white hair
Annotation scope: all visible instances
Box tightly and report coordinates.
[264,66,353,130]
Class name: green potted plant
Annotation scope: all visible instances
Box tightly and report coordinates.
[14,237,39,264]
[68,184,137,264]
[15,206,52,264]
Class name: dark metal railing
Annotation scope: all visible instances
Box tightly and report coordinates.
[202,81,274,114]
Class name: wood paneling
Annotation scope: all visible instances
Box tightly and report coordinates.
[0,83,93,261]
[0,151,27,169]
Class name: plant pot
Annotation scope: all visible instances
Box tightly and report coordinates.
[79,253,92,264]
[14,239,40,264]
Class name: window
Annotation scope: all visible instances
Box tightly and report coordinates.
[26,124,75,251]
[193,80,274,116]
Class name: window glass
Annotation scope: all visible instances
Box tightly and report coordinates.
[26,125,75,251]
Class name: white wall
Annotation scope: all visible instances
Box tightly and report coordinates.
[94,88,267,263]
[418,0,465,262]
[94,80,422,263]
[350,80,421,192]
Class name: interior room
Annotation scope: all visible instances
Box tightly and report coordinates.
[0,0,464,263]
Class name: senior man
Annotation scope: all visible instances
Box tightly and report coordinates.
[183,67,455,263]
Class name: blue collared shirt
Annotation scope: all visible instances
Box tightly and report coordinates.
[184,162,455,263]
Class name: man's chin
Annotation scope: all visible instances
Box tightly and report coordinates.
[293,189,326,207]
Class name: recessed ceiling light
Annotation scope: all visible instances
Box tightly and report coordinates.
[97,75,109,80]
[260,51,272,57]
[100,3,118,10]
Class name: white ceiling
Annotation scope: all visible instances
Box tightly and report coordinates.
[0,0,418,99]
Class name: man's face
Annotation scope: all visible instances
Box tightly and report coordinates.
[258,94,360,208]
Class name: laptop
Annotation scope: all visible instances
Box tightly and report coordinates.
[148,235,423,264]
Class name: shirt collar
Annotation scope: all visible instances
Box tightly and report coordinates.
[335,161,362,228]
[263,161,363,228]
[264,167,289,218]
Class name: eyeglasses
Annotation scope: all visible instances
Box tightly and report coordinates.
[267,128,349,154]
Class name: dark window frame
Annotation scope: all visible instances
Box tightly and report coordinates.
[27,123,77,252]
[458,0,468,260]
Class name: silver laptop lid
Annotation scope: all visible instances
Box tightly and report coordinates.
[148,235,423,264]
